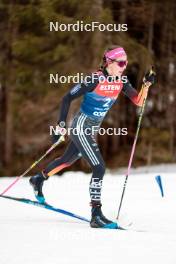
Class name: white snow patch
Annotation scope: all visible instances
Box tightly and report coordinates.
[0,167,176,264]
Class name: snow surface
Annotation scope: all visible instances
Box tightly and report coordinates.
[0,167,176,264]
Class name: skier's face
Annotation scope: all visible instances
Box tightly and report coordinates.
[107,55,128,77]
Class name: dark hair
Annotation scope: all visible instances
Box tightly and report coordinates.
[99,45,122,70]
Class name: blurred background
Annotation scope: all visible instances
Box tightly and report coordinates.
[0,0,175,176]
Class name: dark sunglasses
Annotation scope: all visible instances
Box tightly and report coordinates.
[110,59,127,67]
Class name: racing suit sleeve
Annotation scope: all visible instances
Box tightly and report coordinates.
[57,75,99,125]
[122,79,148,107]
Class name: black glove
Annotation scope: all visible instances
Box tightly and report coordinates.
[52,133,61,144]
[51,122,66,144]
[143,68,156,85]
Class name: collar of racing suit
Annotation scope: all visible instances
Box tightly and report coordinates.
[102,68,121,83]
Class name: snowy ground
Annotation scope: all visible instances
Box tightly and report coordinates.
[0,166,176,264]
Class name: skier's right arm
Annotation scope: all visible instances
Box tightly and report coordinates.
[57,75,99,126]
[52,82,95,144]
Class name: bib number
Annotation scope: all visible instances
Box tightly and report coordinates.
[103,98,111,108]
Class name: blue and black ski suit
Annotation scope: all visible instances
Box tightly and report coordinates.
[44,69,144,202]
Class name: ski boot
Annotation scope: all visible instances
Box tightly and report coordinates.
[29,172,48,203]
[90,202,118,229]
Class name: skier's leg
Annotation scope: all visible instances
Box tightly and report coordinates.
[70,112,118,228]
[29,141,81,202]
[44,141,81,176]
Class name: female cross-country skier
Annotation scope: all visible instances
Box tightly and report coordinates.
[29,46,155,229]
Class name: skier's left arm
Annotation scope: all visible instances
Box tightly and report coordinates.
[122,71,156,107]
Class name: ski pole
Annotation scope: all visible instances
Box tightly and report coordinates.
[117,68,155,219]
[0,136,65,195]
